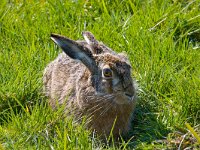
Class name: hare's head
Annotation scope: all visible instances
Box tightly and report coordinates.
[51,31,135,104]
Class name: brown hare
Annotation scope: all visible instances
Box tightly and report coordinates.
[43,31,137,138]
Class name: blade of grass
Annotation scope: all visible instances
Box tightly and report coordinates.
[185,122,200,144]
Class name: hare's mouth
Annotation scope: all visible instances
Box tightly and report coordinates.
[95,91,134,104]
[113,92,134,104]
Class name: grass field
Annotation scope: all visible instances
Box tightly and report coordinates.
[0,0,200,149]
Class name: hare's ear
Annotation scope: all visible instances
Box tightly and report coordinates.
[51,33,98,73]
[82,31,103,54]
[82,31,98,46]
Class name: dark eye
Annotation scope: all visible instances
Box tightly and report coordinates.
[103,68,112,78]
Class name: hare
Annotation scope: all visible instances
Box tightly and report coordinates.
[43,31,137,138]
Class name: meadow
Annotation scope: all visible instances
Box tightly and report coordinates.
[0,0,200,149]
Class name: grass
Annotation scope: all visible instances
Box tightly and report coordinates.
[0,0,199,149]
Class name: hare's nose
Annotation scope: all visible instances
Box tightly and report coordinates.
[125,93,133,97]
[124,93,134,100]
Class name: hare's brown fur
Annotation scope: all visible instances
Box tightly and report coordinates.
[43,32,137,138]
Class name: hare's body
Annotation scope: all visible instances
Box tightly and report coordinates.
[43,32,137,138]
[43,52,84,106]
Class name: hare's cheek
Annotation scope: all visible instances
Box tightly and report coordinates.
[112,79,123,92]
[102,79,113,94]
[111,77,118,84]
[114,95,128,104]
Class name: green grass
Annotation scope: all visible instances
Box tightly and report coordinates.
[0,0,199,149]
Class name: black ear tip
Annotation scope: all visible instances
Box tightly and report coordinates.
[50,33,69,41]
[50,33,54,37]
[50,33,57,43]
[50,33,59,38]
[50,33,65,45]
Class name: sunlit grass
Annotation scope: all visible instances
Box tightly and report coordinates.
[0,0,199,149]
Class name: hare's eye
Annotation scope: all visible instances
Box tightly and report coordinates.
[103,68,112,78]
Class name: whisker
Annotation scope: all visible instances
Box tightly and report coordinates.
[64,94,116,126]
[89,101,113,128]
[87,95,115,115]
[74,104,104,125]
[99,102,113,117]
[87,105,104,118]
[86,101,105,112]
[85,97,114,120]
[72,101,105,124]
[85,96,113,104]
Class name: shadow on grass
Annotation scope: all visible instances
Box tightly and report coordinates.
[124,98,171,148]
